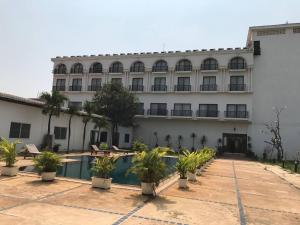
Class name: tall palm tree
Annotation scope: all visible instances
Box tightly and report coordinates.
[93,117,109,145]
[39,91,68,148]
[82,101,94,152]
[66,105,80,153]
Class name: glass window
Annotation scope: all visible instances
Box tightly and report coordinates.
[9,122,31,139]
[111,78,122,85]
[152,60,168,72]
[178,77,190,85]
[54,127,67,140]
[150,103,167,115]
[130,61,145,72]
[100,132,108,142]
[201,58,218,70]
[229,57,246,70]
[71,63,83,73]
[132,78,143,86]
[154,77,166,85]
[91,78,101,86]
[174,103,191,111]
[203,76,216,85]
[175,59,192,71]
[109,62,123,73]
[54,64,67,74]
[89,63,102,73]
[124,134,130,143]
[56,79,65,87]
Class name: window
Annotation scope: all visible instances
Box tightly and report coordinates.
[89,62,102,73]
[124,134,130,143]
[152,60,168,72]
[68,101,82,109]
[229,57,246,70]
[89,78,101,91]
[149,103,167,116]
[173,104,192,116]
[230,76,245,91]
[70,63,83,74]
[111,78,122,85]
[54,64,67,74]
[201,58,218,70]
[9,122,31,138]
[198,104,218,117]
[176,77,191,91]
[175,59,192,71]
[54,79,66,91]
[201,76,217,91]
[100,132,108,143]
[153,77,166,91]
[54,127,67,140]
[293,27,300,33]
[136,103,144,115]
[70,79,82,91]
[130,61,145,72]
[109,61,123,73]
[226,104,247,118]
[131,78,143,91]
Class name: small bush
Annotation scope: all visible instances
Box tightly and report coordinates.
[132,139,148,152]
[99,142,109,150]
[33,151,61,173]
[92,156,118,179]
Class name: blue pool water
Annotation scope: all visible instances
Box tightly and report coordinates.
[21,155,177,186]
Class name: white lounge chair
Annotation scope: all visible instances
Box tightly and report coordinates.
[23,144,42,159]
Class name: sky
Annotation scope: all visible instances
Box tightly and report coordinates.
[0,0,299,98]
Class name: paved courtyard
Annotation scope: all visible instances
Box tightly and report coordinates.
[0,159,299,225]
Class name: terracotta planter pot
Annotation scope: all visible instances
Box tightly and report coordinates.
[178,178,188,188]
[187,172,197,181]
[92,177,112,189]
[141,182,155,195]
[41,172,56,181]
[1,166,18,176]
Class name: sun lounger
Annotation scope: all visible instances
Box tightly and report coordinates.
[23,144,42,159]
[112,145,130,154]
[90,145,101,155]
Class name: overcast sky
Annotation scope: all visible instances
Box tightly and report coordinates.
[0,0,299,98]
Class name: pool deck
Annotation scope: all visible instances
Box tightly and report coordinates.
[0,158,300,225]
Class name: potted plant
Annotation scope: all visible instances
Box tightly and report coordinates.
[132,139,148,152]
[33,151,61,181]
[91,156,118,189]
[186,152,198,181]
[176,154,189,188]
[127,147,167,195]
[99,142,109,150]
[0,138,20,176]
[53,143,61,153]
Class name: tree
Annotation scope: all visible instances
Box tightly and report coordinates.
[39,91,68,148]
[82,101,94,152]
[66,105,80,153]
[93,83,138,146]
[264,106,286,161]
[93,117,109,145]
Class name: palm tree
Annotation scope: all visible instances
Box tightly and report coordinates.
[93,117,109,145]
[39,91,68,148]
[82,101,94,152]
[67,105,80,153]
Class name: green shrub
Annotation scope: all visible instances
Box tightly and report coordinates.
[176,154,189,179]
[127,147,167,186]
[33,151,61,173]
[132,139,148,152]
[91,156,118,179]
[0,138,20,167]
[99,142,109,150]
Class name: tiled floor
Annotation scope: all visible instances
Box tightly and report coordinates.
[0,159,299,225]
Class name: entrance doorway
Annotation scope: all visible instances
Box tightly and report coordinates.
[223,133,247,153]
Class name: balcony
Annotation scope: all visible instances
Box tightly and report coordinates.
[229,84,246,92]
[69,86,82,91]
[52,86,66,91]
[174,85,191,92]
[171,110,193,117]
[224,111,248,118]
[147,108,168,116]
[200,84,217,92]
[129,85,144,92]
[88,85,101,91]
[152,85,167,92]
[197,110,219,118]
[175,65,192,72]
[135,108,145,116]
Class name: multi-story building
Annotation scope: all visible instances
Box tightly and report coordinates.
[51,23,300,158]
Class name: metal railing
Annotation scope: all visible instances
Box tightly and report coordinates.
[147,108,168,116]
[174,85,191,91]
[175,65,192,72]
[200,84,217,91]
[88,85,101,91]
[224,111,248,118]
[52,86,66,91]
[197,110,219,117]
[229,84,246,91]
[68,86,82,91]
[171,110,193,117]
[152,85,167,91]
[129,85,144,92]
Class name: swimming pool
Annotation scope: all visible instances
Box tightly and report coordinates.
[20,155,178,186]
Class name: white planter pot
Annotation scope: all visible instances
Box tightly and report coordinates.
[178,178,188,188]
[187,172,197,181]
[41,172,56,181]
[1,166,18,176]
[196,168,202,176]
[92,177,112,189]
[141,182,155,195]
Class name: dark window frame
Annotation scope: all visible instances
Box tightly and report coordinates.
[109,62,123,73]
[130,61,145,73]
[54,127,67,140]
[71,63,83,74]
[9,122,31,139]
[152,60,168,72]
[201,58,218,70]
[124,134,130,143]
[89,62,103,73]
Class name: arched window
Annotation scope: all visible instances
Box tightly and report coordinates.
[109,61,123,73]
[152,60,168,72]
[175,59,192,71]
[89,62,102,73]
[130,61,145,72]
[71,63,83,74]
[201,58,218,70]
[229,57,246,70]
[54,64,67,74]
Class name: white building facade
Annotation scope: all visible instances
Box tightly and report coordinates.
[51,23,300,158]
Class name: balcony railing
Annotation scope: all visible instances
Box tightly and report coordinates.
[147,108,168,116]
[224,111,248,118]
[135,108,145,116]
[197,110,219,117]
[69,86,82,91]
[171,110,193,117]
[129,85,144,92]
[229,84,246,91]
[200,84,217,91]
[52,86,66,91]
[174,85,191,91]
[88,85,101,91]
[152,85,167,91]
[175,65,192,72]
